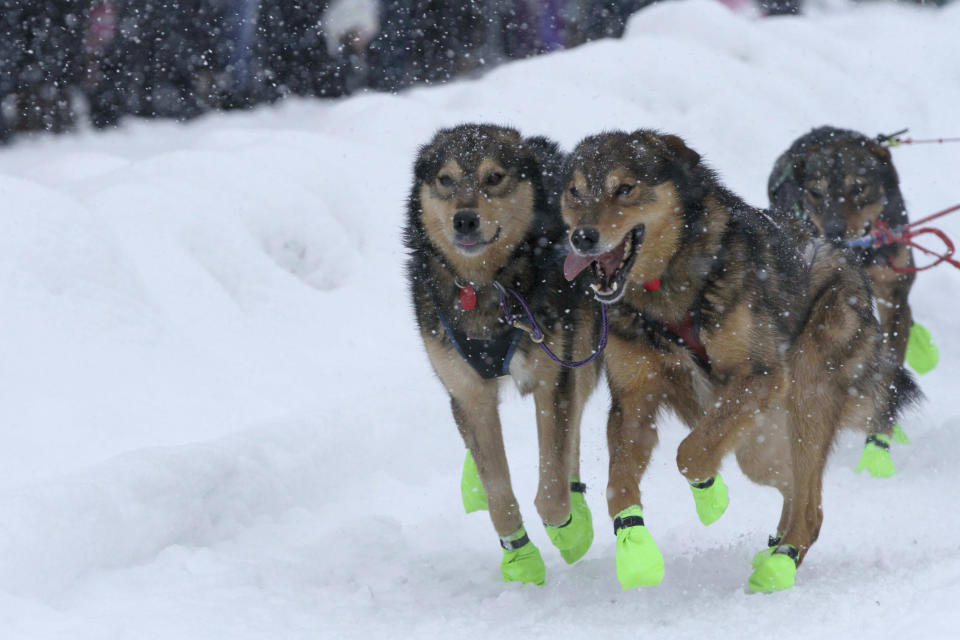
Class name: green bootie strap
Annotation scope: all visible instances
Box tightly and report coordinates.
[906,322,938,374]
[461,450,488,513]
[613,506,665,589]
[500,526,546,585]
[544,480,594,564]
[748,544,798,593]
[689,474,729,525]
[857,433,895,478]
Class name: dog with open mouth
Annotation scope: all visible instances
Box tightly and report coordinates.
[769,126,934,477]
[561,129,920,592]
[405,124,603,585]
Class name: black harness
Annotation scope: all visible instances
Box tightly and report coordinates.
[436,308,523,379]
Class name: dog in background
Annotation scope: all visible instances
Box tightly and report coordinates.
[561,129,919,592]
[769,126,936,477]
[405,124,602,585]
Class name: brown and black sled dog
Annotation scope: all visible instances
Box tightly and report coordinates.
[769,126,931,477]
[560,130,919,592]
[405,124,602,585]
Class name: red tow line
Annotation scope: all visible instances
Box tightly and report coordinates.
[853,203,960,274]
[877,128,960,147]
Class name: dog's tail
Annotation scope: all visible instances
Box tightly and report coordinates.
[884,365,923,425]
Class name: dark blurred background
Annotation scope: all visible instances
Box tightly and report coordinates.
[0,0,943,145]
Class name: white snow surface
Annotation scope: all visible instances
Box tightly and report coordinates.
[1,2,959,638]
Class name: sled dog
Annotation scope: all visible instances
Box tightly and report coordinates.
[561,129,919,592]
[405,124,601,585]
[769,126,932,476]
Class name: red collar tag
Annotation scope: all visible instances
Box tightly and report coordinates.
[643,278,661,291]
[459,284,477,311]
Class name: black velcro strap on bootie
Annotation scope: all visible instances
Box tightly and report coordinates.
[865,434,890,450]
[773,545,799,563]
[500,532,531,551]
[570,481,587,494]
[690,477,715,489]
[613,514,645,535]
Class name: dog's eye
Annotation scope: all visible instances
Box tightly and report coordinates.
[807,188,824,200]
[569,186,580,198]
[486,172,504,186]
[848,184,865,197]
[616,184,635,198]
[437,175,454,188]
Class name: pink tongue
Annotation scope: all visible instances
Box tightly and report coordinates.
[563,238,627,282]
[564,252,594,281]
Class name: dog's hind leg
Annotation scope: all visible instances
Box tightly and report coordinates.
[748,403,835,593]
[733,408,795,570]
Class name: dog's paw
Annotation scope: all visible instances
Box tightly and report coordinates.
[461,450,488,513]
[906,322,938,374]
[614,506,664,589]
[500,533,546,586]
[544,489,593,564]
[689,474,728,525]
[857,434,896,478]
[748,546,797,593]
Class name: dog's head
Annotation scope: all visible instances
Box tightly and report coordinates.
[561,130,705,304]
[769,127,903,241]
[410,124,552,278]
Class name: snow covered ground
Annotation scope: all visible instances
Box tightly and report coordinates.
[1,1,959,637]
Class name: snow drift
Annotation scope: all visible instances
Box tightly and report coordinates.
[0,2,958,637]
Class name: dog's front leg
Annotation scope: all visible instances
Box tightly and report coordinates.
[425,338,545,584]
[531,361,595,566]
[676,366,779,525]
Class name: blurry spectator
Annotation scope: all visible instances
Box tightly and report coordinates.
[323,0,379,92]
[582,0,653,41]
[758,0,802,15]
[257,0,347,99]
[1,0,683,144]
[11,1,88,133]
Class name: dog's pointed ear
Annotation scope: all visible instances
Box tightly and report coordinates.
[497,127,523,145]
[661,134,701,170]
[414,142,438,182]
[790,156,805,184]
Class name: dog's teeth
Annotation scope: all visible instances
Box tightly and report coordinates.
[611,281,618,291]
[590,283,600,292]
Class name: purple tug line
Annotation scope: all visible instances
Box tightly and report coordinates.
[494,282,608,369]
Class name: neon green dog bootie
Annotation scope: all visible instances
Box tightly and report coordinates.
[905,322,938,375]
[751,534,782,570]
[500,527,546,585]
[892,423,910,444]
[748,545,798,593]
[544,481,594,564]
[689,475,729,525]
[614,506,665,589]
[461,450,488,513]
[857,433,895,478]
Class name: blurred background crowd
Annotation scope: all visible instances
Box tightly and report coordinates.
[0,0,945,145]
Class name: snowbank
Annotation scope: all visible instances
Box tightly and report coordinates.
[0,2,958,637]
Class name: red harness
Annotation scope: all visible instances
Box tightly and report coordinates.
[662,312,710,368]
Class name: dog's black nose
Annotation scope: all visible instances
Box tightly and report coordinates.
[453,210,480,235]
[570,227,599,254]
